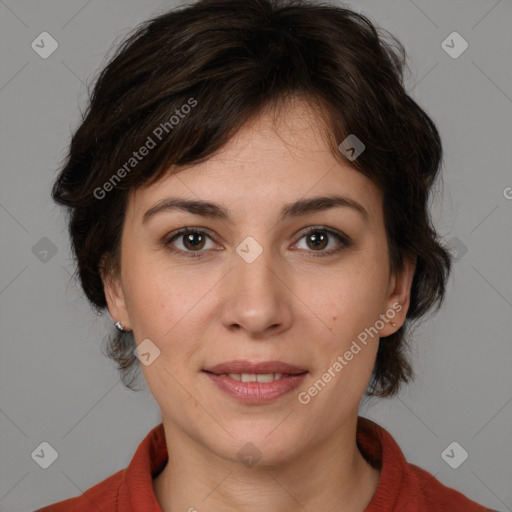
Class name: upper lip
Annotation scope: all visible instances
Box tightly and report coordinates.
[203,360,308,375]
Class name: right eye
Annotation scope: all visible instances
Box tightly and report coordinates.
[163,228,219,258]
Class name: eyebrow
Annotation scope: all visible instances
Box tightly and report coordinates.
[142,194,370,225]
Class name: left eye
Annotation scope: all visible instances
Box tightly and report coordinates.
[293,228,349,255]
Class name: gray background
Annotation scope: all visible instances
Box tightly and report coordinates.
[1,0,511,510]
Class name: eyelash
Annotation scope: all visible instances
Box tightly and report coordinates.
[163,226,351,259]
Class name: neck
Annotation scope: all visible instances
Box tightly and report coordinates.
[153,416,381,512]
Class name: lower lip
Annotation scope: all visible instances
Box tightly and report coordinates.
[203,372,308,404]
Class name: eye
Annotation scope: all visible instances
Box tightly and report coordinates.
[163,228,218,257]
[163,226,351,258]
[293,227,350,256]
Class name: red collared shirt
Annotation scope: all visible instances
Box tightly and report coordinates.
[35,417,497,511]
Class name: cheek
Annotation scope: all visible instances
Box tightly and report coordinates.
[300,255,388,385]
[120,249,175,333]
[121,254,213,362]
[310,263,388,335]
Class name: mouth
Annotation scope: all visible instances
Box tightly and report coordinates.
[202,360,308,404]
[203,359,308,375]
[207,372,297,382]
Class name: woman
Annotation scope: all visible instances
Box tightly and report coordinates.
[36,0,497,510]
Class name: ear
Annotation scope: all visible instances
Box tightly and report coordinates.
[379,254,416,338]
[100,256,131,331]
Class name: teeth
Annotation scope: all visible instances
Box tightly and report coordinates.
[226,373,284,382]
[255,373,277,383]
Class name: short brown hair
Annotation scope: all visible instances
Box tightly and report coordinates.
[52,0,452,397]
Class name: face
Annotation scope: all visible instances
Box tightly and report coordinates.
[103,97,415,466]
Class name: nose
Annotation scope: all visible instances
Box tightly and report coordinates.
[220,246,293,338]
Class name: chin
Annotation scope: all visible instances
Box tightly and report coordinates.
[205,426,302,468]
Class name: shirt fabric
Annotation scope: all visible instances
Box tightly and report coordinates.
[35,416,497,511]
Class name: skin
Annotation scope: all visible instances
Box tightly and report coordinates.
[102,96,416,512]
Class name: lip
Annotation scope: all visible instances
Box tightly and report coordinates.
[204,372,308,404]
[203,360,308,375]
[202,360,308,404]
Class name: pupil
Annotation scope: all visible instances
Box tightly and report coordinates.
[309,232,327,250]
[185,233,204,249]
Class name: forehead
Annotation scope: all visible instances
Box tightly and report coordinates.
[127,98,382,228]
